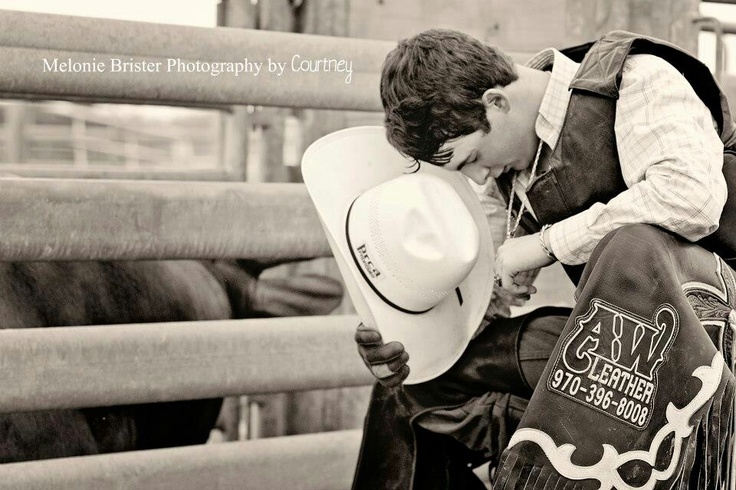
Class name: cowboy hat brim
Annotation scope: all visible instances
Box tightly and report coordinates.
[302,126,494,384]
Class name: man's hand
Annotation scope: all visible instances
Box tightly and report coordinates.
[355,323,410,388]
[486,282,537,320]
[495,233,554,294]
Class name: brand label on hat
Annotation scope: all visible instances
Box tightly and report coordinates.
[547,299,678,429]
[355,244,383,281]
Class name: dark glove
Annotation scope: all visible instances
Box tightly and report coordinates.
[355,323,410,388]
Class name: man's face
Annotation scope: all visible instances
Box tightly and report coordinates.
[439,90,537,185]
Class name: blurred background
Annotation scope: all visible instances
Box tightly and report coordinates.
[0,0,734,183]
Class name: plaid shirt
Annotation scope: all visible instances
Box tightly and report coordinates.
[516,49,727,265]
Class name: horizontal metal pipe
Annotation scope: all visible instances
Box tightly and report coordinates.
[0,178,330,261]
[0,164,243,182]
[0,315,372,412]
[699,19,736,35]
[0,429,363,490]
[0,46,383,110]
[0,10,392,110]
[0,11,390,69]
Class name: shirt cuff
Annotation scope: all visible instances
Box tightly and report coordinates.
[544,209,602,265]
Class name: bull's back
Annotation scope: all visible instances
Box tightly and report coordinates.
[0,260,231,328]
[0,260,231,462]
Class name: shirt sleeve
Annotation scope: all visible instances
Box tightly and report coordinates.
[546,54,726,265]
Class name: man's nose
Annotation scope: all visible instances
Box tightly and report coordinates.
[460,164,487,185]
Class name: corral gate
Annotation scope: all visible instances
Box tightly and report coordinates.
[0,9,389,489]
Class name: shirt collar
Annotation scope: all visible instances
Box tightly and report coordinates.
[525,48,580,150]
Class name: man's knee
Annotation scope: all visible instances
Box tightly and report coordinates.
[592,224,676,267]
[577,225,683,297]
[602,224,672,249]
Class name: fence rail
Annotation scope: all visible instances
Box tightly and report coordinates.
[0,178,329,261]
[0,315,371,412]
[0,430,363,490]
[0,10,392,111]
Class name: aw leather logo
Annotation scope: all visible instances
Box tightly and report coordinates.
[547,299,678,429]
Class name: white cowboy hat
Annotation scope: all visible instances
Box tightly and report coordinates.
[302,126,494,384]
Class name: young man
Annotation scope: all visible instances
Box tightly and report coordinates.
[353,29,736,489]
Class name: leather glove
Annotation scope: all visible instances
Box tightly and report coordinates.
[355,323,410,388]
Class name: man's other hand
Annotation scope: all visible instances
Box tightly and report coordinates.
[495,233,553,293]
[355,323,410,388]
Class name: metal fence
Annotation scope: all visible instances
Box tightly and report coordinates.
[0,9,391,489]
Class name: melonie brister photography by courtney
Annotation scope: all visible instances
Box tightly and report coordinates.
[41,54,354,83]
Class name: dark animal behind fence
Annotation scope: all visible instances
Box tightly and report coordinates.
[0,259,343,462]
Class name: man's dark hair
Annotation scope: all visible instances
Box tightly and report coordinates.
[380,29,518,165]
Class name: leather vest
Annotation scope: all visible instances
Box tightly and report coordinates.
[497,30,736,267]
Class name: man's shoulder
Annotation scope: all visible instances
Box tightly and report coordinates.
[624,52,679,72]
[620,53,688,88]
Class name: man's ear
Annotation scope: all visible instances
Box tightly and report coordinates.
[481,88,510,113]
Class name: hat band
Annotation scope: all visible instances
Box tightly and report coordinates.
[345,200,431,315]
